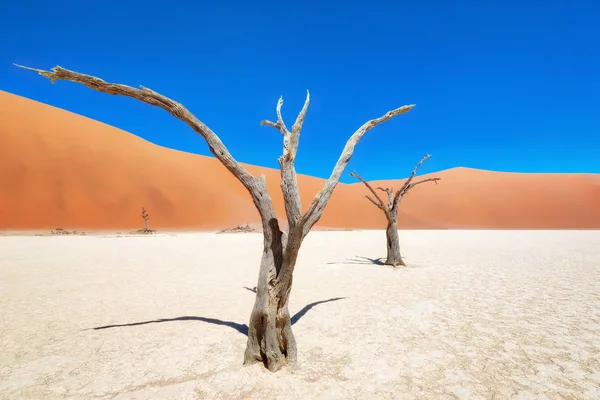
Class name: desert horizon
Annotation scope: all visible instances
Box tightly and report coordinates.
[2,90,599,231]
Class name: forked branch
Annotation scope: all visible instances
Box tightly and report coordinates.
[353,154,440,216]
[398,154,432,195]
[260,92,311,226]
[301,104,415,237]
[400,177,440,196]
[260,97,290,135]
[349,171,386,211]
[261,91,309,161]
[377,186,394,210]
[391,154,440,209]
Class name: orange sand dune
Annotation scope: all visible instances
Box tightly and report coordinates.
[1,90,599,230]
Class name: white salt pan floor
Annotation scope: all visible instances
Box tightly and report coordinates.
[1,230,599,399]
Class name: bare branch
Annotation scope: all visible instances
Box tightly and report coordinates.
[276,97,287,132]
[259,120,280,130]
[391,155,440,211]
[289,90,310,158]
[377,187,394,209]
[350,171,386,210]
[401,177,441,195]
[398,153,430,195]
[14,64,284,226]
[279,165,302,226]
[15,64,254,179]
[260,93,310,226]
[391,191,402,213]
[267,93,310,291]
[260,97,290,136]
[301,104,415,237]
[292,90,310,134]
[365,195,384,210]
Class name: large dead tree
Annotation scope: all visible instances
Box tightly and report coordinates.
[350,154,440,267]
[16,64,414,372]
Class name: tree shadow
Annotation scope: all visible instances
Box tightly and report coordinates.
[92,316,250,335]
[327,256,385,266]
[290,297,346,324]
[88,297,347,336]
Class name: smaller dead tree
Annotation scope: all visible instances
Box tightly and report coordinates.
[350,154,440,267]
[141,207,150,231]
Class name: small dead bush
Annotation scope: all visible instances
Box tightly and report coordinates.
[217,224,257,234]
[51,228,85,235]
[129,228,157,235]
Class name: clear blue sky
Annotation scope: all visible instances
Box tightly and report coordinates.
[1,0,598,181]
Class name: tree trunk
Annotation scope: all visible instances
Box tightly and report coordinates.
[385,218,405,267]
[243,220,301,372]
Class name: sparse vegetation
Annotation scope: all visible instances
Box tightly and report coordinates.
[129,228,157,235]
[217,224,257,234]
[51,228,85,235]
[129,207,156,234]
[18,63,414,372]
[351,154,440,266]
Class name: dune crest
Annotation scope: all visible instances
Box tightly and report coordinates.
[1,90,599,230]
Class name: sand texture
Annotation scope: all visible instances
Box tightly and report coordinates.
[2,90,600,231]
[1,230,599,399]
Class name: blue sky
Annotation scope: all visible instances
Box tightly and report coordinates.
[1,0,598,181]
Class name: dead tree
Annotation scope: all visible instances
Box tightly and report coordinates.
[141,207,150,231]
[350,154,440,267]
[16,64,414,372]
